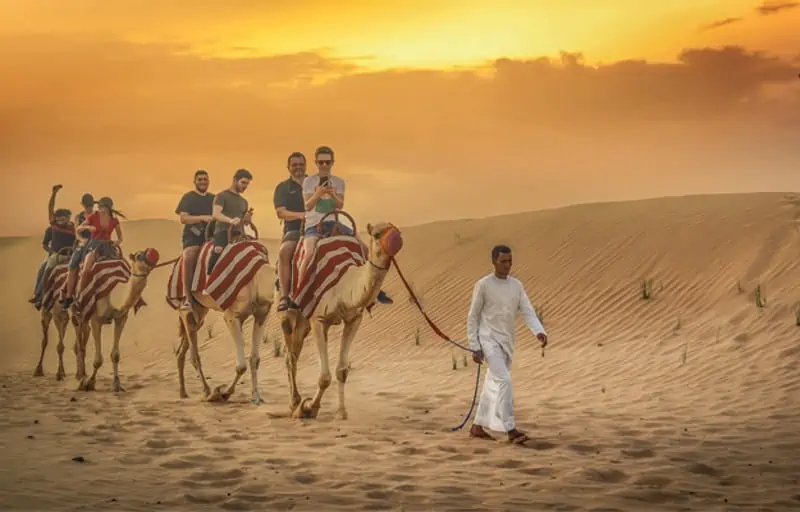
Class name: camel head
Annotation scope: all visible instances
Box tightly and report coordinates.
[366,222,403,263]
[128,248,161,277]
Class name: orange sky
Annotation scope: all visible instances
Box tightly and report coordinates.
[1,0,799,237]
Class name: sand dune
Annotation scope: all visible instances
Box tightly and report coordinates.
[1,192,799,511]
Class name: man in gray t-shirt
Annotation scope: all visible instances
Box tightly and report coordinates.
[207,168,253,274]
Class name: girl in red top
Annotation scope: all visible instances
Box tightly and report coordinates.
[61,197,126,308]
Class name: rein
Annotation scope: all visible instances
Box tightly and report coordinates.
[389,257,482,431]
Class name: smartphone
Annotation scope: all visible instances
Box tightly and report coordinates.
[319,176,329,187]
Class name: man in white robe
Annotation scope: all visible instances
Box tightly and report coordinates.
[466,244,548,444]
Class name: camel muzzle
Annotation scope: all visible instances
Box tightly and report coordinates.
[381,229,403,257]
[140,248,160,267]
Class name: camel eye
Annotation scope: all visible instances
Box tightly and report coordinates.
[373,231,382,239]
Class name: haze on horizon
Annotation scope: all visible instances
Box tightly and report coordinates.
[1,0,798,237]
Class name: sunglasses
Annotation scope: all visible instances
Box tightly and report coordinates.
[315,160,333,166]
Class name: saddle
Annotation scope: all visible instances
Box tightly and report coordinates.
[165,222,267,311]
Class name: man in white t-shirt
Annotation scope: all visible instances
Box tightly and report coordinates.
[293,145,392,307]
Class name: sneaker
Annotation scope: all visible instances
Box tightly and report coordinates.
[376,290,393,304]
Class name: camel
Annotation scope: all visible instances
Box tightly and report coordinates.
[277,213,404,420]
[33,248,75,381]
[172,223,273,405]
[71,243,161,392]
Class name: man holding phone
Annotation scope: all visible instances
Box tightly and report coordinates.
[293,145,392,308]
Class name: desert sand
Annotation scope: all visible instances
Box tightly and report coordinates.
[1,192,799,511]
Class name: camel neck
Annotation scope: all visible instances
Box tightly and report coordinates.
[117,274,148,314]
[351,254,389,309]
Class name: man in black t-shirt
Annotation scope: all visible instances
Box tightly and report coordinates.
[273,152,308,311]
[30,185,77,309]
[175,169,215,309]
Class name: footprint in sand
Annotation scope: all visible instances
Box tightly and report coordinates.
[621,447,655,459]
[686,462,722,477]
[520,466,557,477]
[632,474,673,488]
[567,443,600,455]
[494,458,526,469]
[292,473,318,485]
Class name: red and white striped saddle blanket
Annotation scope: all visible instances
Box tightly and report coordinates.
[166,240,269,311]
[73,257,146,318]
[41,263,69,312]
[291,235,367,318]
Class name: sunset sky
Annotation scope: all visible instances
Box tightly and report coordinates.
[1,0,798,237]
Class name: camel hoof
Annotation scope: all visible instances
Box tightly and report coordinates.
[206,384,230,403]
[336,408,349,420]
[112,380,126,393]
[292,398,318,419]
[179,390,189,399]
[56,371,65,382]
[251,394,265,406]
[33,366,44,377]
[77,379,93,392]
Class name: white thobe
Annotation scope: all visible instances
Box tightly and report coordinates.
[466,273,546,432]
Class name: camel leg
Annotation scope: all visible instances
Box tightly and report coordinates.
[54,311,69,381]
[34,310,52,377]
[180,309,211,399]
[249,310,269,405]
[110,312,129,392]
[75,321,90,381]
[72,318,85,380]
[284,322,308,413]
[207,312,247,402]
[79,318,103,392]
[296,320,331,419]
[176,317,191,399]
[336,314,363,420]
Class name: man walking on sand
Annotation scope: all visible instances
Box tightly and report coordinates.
[466,244,548,445]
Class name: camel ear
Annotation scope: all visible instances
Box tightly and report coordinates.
[366,223,373,235]
[129,253,135,261]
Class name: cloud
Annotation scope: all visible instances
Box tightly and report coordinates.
[699,17,743,31]
[1,34,799,235]
[755,1,800,15]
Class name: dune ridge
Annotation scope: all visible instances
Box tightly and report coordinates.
[1,192,799,511]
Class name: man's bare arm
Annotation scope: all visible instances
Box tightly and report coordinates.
[275,207,305,222]
[212,204,239,224]
[48,185,62,224]
[179,212,213,225]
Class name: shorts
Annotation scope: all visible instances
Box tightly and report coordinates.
[281,230,301,243]
[69,243,88,270]
[304,221,353,238]
[212,230,230,247]
[182,231,206,249]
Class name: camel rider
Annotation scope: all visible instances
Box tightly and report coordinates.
[61,197,125,309]
[176,169,215,309]
[273,152,308,312]
[61,192,96,306]
[293,145,392,308]
[208,168,253,275]
[30,185,77,309]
